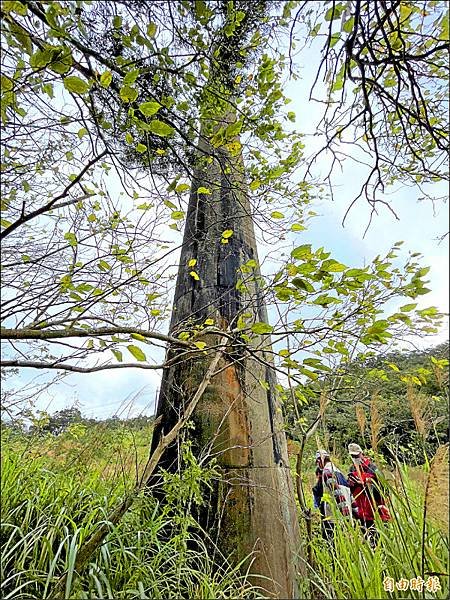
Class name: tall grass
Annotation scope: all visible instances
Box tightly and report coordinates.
[2,423,448,599]
[0,425,257,599]
[303,451,449,599]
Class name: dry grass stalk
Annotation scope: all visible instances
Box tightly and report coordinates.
[431,362,448,389]
[355,403,366,438]
[425,444,449,534]
[319,390,328,418]
[370,391,383,454]
[407,383,432,440]
[315,432,327,454]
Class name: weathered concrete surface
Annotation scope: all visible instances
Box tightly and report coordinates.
[151,141,301,598]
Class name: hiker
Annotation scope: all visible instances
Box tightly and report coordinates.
[347,443,390,547]
[312,449,353,542]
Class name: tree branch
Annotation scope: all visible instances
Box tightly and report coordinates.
[0,150,107,239]
[0,326,191,347]
[0,360,166,372]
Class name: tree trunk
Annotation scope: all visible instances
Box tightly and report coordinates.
[150,133,301,598]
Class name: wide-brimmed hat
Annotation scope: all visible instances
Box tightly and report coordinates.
[348,443,363,456]
[315,449,330,460]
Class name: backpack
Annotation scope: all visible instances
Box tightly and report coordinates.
[322,463,353,518]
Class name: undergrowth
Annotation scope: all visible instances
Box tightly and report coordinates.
[301,448,449,599]
[1,424,448,599]
[0,425,258,599]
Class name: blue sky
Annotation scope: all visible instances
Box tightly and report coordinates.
[5,30,448,421]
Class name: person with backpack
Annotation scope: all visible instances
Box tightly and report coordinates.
[347,443,391,547]
[312,449,353,542]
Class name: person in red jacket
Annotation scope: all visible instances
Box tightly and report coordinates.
[347,443,390,547]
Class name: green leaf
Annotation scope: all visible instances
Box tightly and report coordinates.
[77,127,88,139]
[325,4,345,21]
[342,16,355,33]
[417,306,439,318]
[197,186,211,194]
[63,76,89,94]
[400,303,417,312]
[164,199,177,210]
[417,266,430,277]
[3,1,28,15]
[112,349,123,362]
[175,183,190,193]
[194,341,206,350]
[48,47,73,75]
[271,211,284,219]
[291,278,315,292]
[29,48,53,70]
[98,260,111,271]
[139,101,161,116]
[291,223,305,231]
[9,21,32,54]
[383,76,397,88]
[131,333,147,342]
[439,11,449,40]
[415,287,431,296]
[321,259,346,272]
[64,232,77,247]
[120,85,138,103]
[367,320,390,334]
[1,75,13,92]
[147,22,157,37]
[148,119,174,137]
[331,67,345,92]
[387,362,400,371]
[100,71,112,88]
[136,143,147,153]
[221,229,234,239]
[123,68,140,84]
[300,367,319,380]
[303,358,331,371]
[190,271,200,281]
[127,344,146,361]
[329,32,341,48]
[171,211,184,220]
[313,294,340,307]
[291,244,311,260]
[251,322,273,335]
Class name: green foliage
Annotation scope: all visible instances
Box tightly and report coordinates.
[285,342,449,464]
[0,422,256,599]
